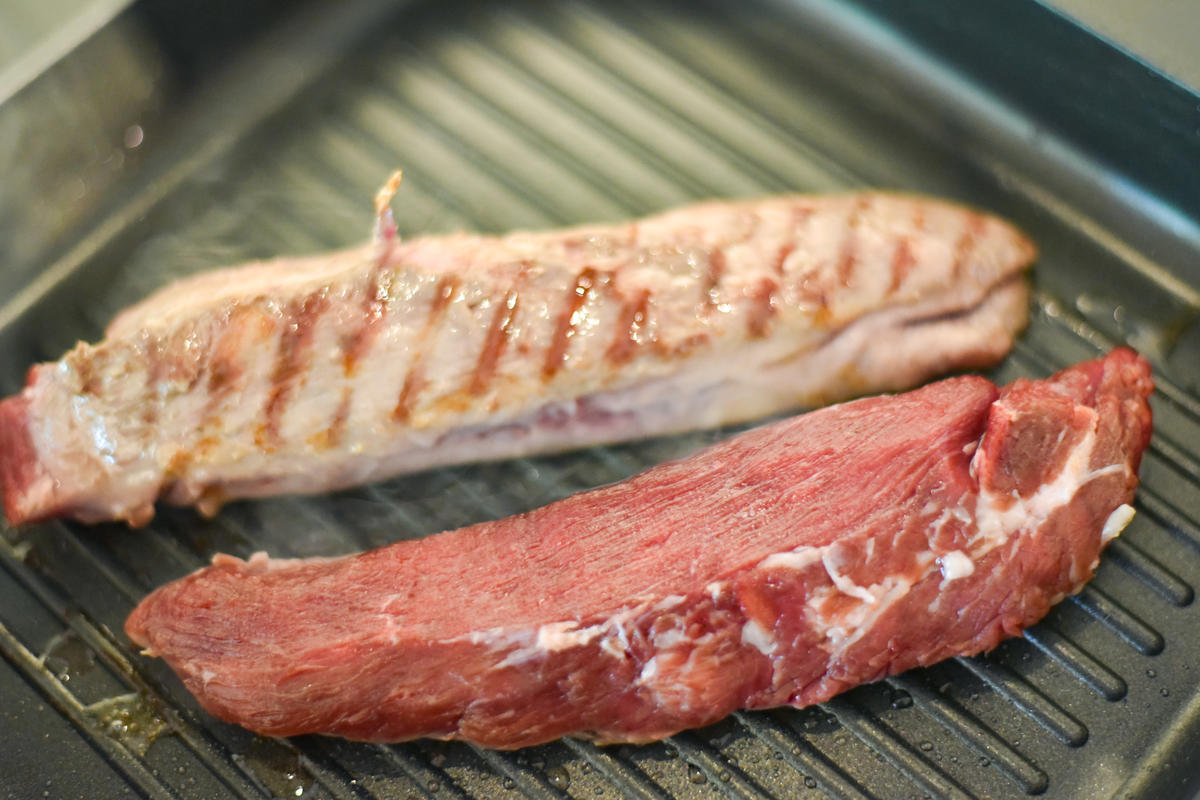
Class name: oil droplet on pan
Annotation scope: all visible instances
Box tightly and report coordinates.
[86,693,168,757]
[232,737,314,799]
[545,766,570,790]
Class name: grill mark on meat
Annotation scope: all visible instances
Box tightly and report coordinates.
[393,370,426,424]
[607,289,654,365]
[197,306,265,450]
[951,212,987,281]
[430,276,459,317]
[257,291,330,451]
[671,332,710,357]
[543,267,606,381]
[206,350,240,395]
[312,387,353,450]
[471,290,519,393]
[888,202,927,295]
[343,255,397,379]
[138,336,166,427]
[323,254,398,447]
[796,271,831,321]
[835,195,871,288]
[747,278,780,339]
[702,247,726,313]
[888,237,916,295]
[773,243,795,277]
[469,261,531,396]
[392,276,458,423]
[776,205,813,277]
[700,209,763,314]
[701,210,762,314]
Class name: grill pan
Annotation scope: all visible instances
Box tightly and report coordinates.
[3,0,1200,798]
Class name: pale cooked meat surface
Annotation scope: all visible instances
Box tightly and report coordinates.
[0,192,1034,525]
[124,349,1153,746]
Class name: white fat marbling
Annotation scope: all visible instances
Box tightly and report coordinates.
[760,546,825,571]
[938,550,975,584]
[741,619,777,655]
[972,428,1124,551]
[822,547,879,604]
[810,572,922,661]
[1101,503,1136,545]
[537,621,603,651]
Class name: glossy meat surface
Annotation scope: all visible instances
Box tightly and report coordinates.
[125,349,1152,747]
[1,192,1033,525]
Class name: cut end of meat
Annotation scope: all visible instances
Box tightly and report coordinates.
[0,392,48,526]
[974,347,1153,501]
[0,369,162,528]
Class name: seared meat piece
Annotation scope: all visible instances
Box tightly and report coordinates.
[1,191,1033,525]
[125,349,1151,747]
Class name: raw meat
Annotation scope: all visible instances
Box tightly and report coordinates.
[124,349,1152,748]
[0,190,1033,526]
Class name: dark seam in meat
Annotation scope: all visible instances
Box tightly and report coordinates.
[898,275,1025,328]
[469,260,532,396]
[543,267,604,381]
[393,275,458,422]
[760,272,1020,371]
[951,212,987,281]
[258,290,330,451]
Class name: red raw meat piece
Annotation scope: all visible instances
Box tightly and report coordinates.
[125,349,1152,748]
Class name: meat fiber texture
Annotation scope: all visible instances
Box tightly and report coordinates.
[125,349,1152,748]
[0,191,1033,525]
